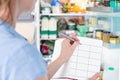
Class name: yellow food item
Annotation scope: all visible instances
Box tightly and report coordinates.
[74,5,81,12]
[67,2,71,8]
[68,4,86,12]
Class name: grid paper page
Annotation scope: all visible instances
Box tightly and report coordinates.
[52,37,103,80]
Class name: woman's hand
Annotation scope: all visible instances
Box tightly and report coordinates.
[58,34,79,63]
[89,72,102,80]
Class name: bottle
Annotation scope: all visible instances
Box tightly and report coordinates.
[41,16,49,39]
[49,16,57,39]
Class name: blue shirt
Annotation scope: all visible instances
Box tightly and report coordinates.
[0,19,47,80]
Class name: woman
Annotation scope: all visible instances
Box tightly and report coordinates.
[0,0,101,80]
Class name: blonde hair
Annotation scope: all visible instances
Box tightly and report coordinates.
[0,0,12,23]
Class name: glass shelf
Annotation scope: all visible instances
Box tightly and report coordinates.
[103,43,120,49]
[87,7,120,13]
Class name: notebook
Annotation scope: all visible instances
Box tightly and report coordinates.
[51,37,103,80]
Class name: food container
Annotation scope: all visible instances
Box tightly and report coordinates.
[95,30,104,40]
[103,31,111,43]
[110,36,119,44]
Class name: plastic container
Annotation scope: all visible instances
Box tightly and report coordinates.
[77,25,89,37]
[52,6,62,13]
[77,25,89,32]
[103,67,118,80]
[51,0,62,13]
[49,16,57,39]
[41,6,51,14]
[68,22,75,30]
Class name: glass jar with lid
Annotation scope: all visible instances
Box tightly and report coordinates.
[110,35,119,44]
[103,31,111,43]
[95,30,104,40]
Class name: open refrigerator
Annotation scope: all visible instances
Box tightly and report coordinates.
[34,0,120,79]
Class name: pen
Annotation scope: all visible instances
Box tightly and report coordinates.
[59,32,81,45]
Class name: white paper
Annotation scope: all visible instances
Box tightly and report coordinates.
[52,37,103,80]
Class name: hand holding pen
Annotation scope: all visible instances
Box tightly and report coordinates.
[58,32,79,63]
[59,32,81,45]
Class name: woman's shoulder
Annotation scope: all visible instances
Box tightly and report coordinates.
[11,37,38,54]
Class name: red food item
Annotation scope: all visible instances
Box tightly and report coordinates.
[41,44,49,55]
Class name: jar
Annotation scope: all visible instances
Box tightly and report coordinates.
[77,25,89,37]
[95,30,104,40]
[89,17,97,27]
[110,36,119,44]
[103,31,111,43]
[86,31,93,38]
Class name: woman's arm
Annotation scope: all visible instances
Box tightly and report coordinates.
[46,55,66,79]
